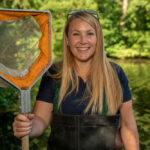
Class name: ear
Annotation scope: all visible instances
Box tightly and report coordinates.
[66,37,69,46]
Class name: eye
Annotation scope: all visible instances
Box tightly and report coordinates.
[72,33,79,36]
[88,32,95,36]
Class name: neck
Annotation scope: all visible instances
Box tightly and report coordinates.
[75,60,91,82]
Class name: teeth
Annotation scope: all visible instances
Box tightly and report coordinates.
[78,47,89,51]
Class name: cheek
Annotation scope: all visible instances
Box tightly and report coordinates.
[89,37,97,46]
[69,37,79,47]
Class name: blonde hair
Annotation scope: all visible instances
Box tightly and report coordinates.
[52,12,123,115]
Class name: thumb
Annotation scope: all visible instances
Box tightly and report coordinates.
[27,114,35,120]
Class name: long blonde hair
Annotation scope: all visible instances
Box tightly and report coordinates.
[52,12,123,115]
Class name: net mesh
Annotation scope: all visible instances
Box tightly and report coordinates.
[0,16,41,74]
[0,10,51,88]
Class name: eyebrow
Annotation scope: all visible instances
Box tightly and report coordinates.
[71,29,95,33]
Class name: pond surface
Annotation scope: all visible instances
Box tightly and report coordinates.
[112,59,150,150]
[0,59,150,150]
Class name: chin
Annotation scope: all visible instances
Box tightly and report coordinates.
[76,57,93,63]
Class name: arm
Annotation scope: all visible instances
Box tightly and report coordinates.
[120,100,139,150]
[13,100,53,139]
[29,100,53,138]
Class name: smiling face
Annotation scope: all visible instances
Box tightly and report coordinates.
[67,18,97,64]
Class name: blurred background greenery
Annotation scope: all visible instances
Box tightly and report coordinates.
[0,0,149,149]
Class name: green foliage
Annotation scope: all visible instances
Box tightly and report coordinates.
[96,0,122,46]
[115,60,150,150]
[0,0,44,9]
[0,0,150,149]
[0,0,149,58]
[0,87,18,112]
[121,0,150,58]
[96,0,150,58]
[0,112,21,150]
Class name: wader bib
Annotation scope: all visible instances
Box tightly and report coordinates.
[47,85,121,150]
[48,114,120,150]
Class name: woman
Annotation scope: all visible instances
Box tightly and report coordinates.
[13,10,139,150]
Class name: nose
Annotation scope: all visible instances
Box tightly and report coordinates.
[80,34,87,44]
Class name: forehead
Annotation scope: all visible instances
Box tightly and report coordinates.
[68,18,95,32]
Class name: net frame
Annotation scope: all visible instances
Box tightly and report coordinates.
[0,8,52,150]
[0,8,52,89]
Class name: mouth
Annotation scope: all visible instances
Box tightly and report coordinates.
[77,47,90,51]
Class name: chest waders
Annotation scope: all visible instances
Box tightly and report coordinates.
[47,86,121,150]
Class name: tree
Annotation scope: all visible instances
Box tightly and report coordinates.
[96,0,150,58]
[120,0,128,29]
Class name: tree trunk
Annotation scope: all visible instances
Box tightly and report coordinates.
[120,0,128,29]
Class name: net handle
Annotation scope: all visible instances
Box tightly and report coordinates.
[19,90,31,150]
[22,134,29,150]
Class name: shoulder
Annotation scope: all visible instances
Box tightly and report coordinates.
[36,62,62,102]
[39,62,62,86]
[110,61,132,102]
[110,62,127,82]
[47,61,62,75]
[110,62,123,74]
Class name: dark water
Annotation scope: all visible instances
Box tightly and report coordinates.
[112,59,150,150]
[0,59,150,150]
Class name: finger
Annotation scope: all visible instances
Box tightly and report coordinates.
[15,114,34,123]
[28,114,34,120]
[15,126,32,132]
[13,124,32,138]
[13,115,33,129]
[14,130,31,138]
[15,114,30,122]
[13,120,32,128]
[13,114,33,139]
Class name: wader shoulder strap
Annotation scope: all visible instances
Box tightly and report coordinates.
[53,82,62,114]
[53,86,108,115]
[102,91,108,115]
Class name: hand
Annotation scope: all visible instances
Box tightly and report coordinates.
[13,114,34,138]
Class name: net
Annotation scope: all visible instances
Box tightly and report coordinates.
[0,9,52,150]
[0,9,52,89]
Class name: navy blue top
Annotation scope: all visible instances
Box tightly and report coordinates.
[36,62,131,115]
